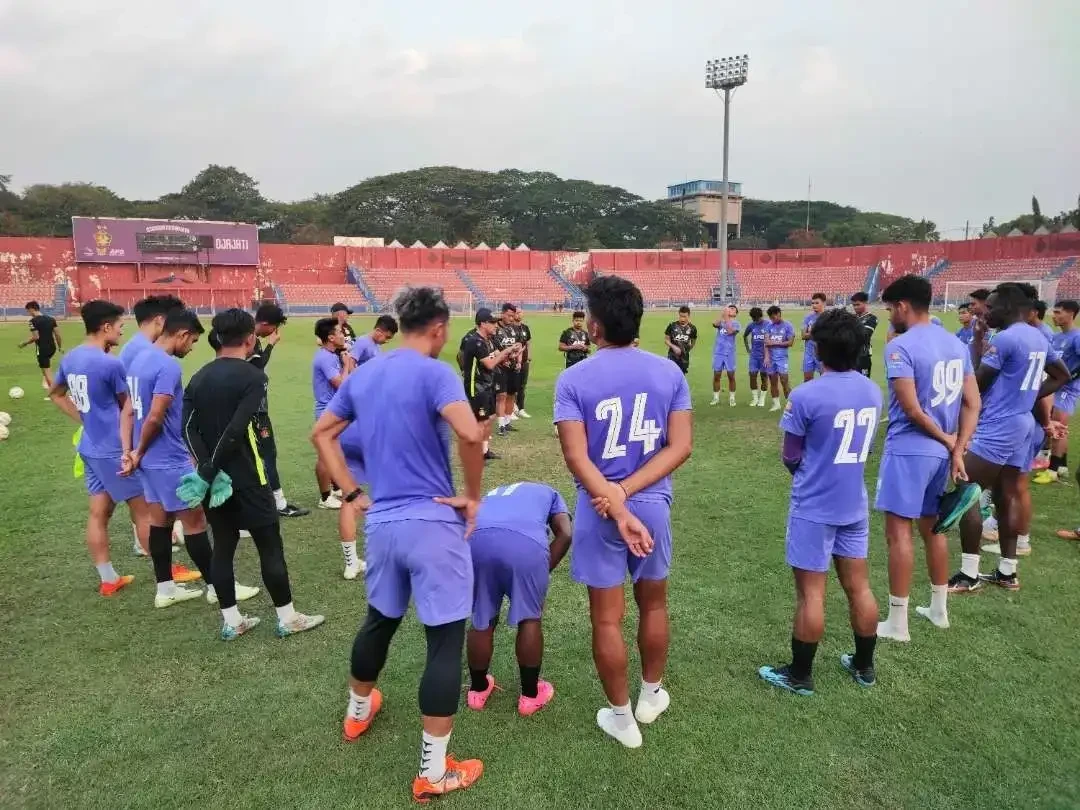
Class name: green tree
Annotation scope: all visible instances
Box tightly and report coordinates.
[1032,195,1043,228]
[18,183,131,237]
[174,165,268,223]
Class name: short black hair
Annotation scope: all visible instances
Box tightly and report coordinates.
[727,304,739,314]
[572,310,585,319]
[210,308,255,348]
[678,305,691,315]
[958,303,970,312]
[1055,300,1080,317]
[881,274,932,312]
[314,317,339,343]
[749,306,763,319]
[1014,282,1039,302]
[811,308,862,372]
[989,283,1032,320]
[583,276,642,346]
[850,292,869,304]
[766,305,781,317]
[1033,300,1048,320]
[811,292,827,302]
[374,315,399,334]
[81,299,125,334]
[254,303,287,326]
[133,294,185,325]
[163,308,205,336]
[394,287,451,333]
[969,288,991,302]
[25,301,40,312]
[501,302,517,313]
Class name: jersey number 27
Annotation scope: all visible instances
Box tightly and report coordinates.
[833,407,877,464]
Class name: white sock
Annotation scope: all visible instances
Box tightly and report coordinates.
[1017,534,1031,549]
[273,489,287,511]
[156,580,176,598]
[348,688,372,722]
[342,541,358,567]
[961,553,981,579]
[640,680,663,702]
[482,440,489,453]
[96,562,119,583]
[710,392,719,402]
[999,557,1017,576]
[419,730,450,782]
[609,701,635,729]
[886,595,909,630]
[275,602,298,623]
[753,390,760,404]
[221,605,243,626]
[930,584,948,615]
[773,396,781,405]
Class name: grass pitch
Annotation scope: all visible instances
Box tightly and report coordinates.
[1,310,1079,809]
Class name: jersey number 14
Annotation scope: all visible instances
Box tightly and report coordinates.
[596,393,662,460]
[126,376,144,420]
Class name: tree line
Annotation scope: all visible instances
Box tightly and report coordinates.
[3,165,1067,251]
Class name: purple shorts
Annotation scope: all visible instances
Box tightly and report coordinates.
[364,519,472,626]
[570,494,672,588]
[84,456,143,503]
[786,514,869,573]
[1054,389,1077,416]
[470,527,549,629]
[1022,420,1046,473]
[142,464,194,514]
[340,425,366,486]
[713,356,736,373]
[971,413,1037,469]
[749,355,766,374]
[802,353,821,374]
[874,453,949,519]
[767,357,789,376]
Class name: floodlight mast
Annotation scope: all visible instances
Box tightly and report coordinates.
[705,55,749,301]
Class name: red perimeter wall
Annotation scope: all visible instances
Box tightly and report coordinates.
[2,233,1078,308]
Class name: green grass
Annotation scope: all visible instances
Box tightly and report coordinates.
[2,311,1080,809]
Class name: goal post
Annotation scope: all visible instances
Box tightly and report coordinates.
[442,291,474,315]
[942,279,1058,311]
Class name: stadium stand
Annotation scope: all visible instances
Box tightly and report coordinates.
[465,268,566,308]
[733,265,870,304]
[362,268,471,307]
[592,268,721,307]
[930,257,1063,298]
[277,283,369,314]
[0,283,57,318]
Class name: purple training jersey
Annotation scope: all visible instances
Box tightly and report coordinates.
[780,371,882,525]
[802,312,819,357]
[475,482,569,550]
[553,346,691,504]
[884,323,973,458]
[327,348,468,525]
[745,320,768,358]
[127,344,190,469]
[1052,328,1080,397]
[117,331,151,372]
[979,322,1050,423]
[312,347,342,418]
[350,334,379,366]
[765,320,795,362]
[713,319,740,359]
[57,344,129,459]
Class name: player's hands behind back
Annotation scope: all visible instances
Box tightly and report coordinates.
[433,494,480,538]
[590,482,653,558]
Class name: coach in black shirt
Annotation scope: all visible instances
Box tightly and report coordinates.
[331,302,357,352]
[513,309,533,417]
[459,307,517,460]
[664,305,698,374]
[19,300,62,389]
[850,292,879,377]
[558,309,591,368]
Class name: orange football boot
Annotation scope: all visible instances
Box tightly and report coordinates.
[343,688,383,742]
[99,574,135,597]
[412,756,484,804]
[171,564,202,583]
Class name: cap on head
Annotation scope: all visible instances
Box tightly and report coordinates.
[475,307,499,325]
[330,302,352,315]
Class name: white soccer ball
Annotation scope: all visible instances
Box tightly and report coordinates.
[0,412,10,426]
[8,387,24,400]
[0,424,9,440]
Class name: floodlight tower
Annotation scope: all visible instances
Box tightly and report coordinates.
[705,55,749,299]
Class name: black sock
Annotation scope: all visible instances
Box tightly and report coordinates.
[853,633,877,671]
[468,668,490,693]
[148,524,174,584]
[1050,454,1063,472]
[1063,453,1069,469]
[789,636,817,681]
[320,490,331,501]
[519,664,540,699]
[184,531,213,583]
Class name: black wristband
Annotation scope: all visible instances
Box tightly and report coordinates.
[344,487,364,503]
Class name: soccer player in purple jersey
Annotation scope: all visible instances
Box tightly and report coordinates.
[49,300,146,597]
[801,292,827,382]
[955,303,975,346]
[349,314,398,366]
[949,283,1070,593]
[465,481,572,717]
[312,318,348,510]
[710,304,740,407]
[312,287,487,802]
[873,275,980,641]
[763,305,795,411]
[554,275,693,749]
[743,307,769,406]
[1035,300,1080,485]
[758,309,882,695]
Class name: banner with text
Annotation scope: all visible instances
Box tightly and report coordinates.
[72,217,259,265]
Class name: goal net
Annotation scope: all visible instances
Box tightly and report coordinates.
[442,291,474,315]
[942,279,1058,311]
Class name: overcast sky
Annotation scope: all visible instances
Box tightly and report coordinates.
[2,0,1076,236]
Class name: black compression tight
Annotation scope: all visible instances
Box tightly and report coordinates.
[207,515,292,609]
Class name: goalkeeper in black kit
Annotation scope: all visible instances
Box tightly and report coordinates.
[850,292,878,377]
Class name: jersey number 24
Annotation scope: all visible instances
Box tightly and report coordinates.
[595,393,662,460]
